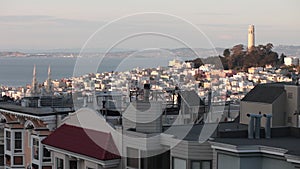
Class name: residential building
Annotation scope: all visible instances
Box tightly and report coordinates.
[284,57,299,66]
[210,121,300,169]
[41,106,247,169]
[240,83,300,127]
[42,124,121,169]
[0,99,74,169]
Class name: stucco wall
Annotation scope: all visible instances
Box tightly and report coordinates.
[240,101,272,126]
[216,152,295,169]
[284,85,300,127]
[217,153,239,169]
[261,157,294,169]
[240,91,286,127]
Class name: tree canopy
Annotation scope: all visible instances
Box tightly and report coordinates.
[187,43,283,71]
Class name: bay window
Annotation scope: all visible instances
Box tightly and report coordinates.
[43,146,51,162]
[14,132,22,153]
[56,158,64,169]
[191,160,212,169]
[173,157,186,169]
[32,138,39,160]
[5,130,11,151]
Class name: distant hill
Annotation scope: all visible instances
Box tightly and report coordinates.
[0,47,225,59]
[170,47,225,58]
[0,45,298,59]
[0,51,28,57]
[273,45,300,56]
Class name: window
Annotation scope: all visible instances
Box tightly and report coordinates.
[56,158,64,169]
[141,150,170,169]
[6,131,11,151]
[32,163,39,169]
[191,160,212,169]
[14,132,22,153]
[201,161,211,169]
[43,147,51,162]
[32,138,39,160]
[127,147,139,168]
[191,161,200,169]
[69,161,77,169]
[0,151,3,166]
[13,156,23,165]
[173,158,186,169]
[5,155,11,166]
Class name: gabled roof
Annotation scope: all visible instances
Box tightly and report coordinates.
[180,90,204,107]
[241,83,285,104]
[42,124,120,161]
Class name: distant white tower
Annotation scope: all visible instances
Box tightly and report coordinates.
[248,25,255,50]
[31,64,39,95]
[45,65,53,94]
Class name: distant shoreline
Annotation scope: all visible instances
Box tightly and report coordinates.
[0,45,299,58]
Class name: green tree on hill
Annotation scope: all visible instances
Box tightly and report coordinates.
[187,43,283,71]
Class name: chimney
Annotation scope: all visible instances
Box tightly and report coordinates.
[38,98,41,108]
[83,97,87,107]
[144,83,150,101]
[247,114,255,139]
[254,112,263,139]
[263,114,272,139]
[207,89,212,113]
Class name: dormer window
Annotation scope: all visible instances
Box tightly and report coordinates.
[26,124,34,130]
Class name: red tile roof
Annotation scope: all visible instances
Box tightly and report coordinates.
[42,124,120,161]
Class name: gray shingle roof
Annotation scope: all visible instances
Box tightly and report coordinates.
[241,83,285,104]
[180,90,204,107]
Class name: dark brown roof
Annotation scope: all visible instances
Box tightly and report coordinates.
[42,124,120,161]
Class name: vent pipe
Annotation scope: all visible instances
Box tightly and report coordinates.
[263,114,272,139]
[247,112,263,139]
[254,112,263,139]
[144,84,150,101]
[247,114,255,139]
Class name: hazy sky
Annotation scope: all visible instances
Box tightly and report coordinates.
[0,0,299,50]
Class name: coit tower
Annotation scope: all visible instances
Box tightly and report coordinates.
[248,25,255,50]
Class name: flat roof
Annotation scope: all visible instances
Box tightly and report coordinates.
[0,102,73,117]
[211,127,300,156]
[163,122,248,141]
[212,137,300,156]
